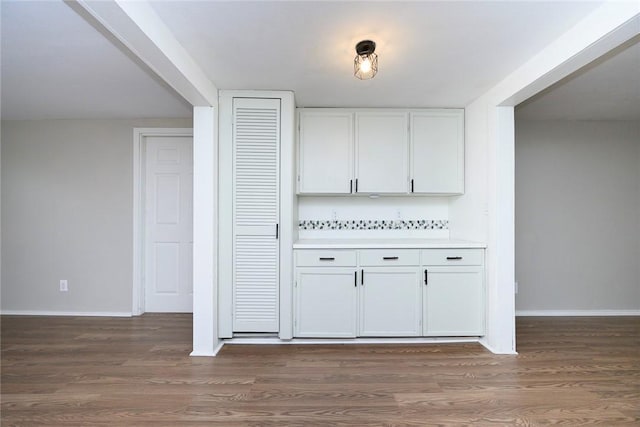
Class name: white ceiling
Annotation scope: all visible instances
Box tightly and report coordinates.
[3,0,634,121]
[0,1,192,120]
[516,38,640,121]
[150,1,603,108]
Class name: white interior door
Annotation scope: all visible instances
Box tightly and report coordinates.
[233,98,281,332]
[144,135,193,312]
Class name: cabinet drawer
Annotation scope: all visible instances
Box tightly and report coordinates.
[296,250,357,267]
[421,249,484,266]
[359,249,420,266]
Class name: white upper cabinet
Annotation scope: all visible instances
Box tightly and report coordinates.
[298,111,353,194]
[355,112,409,194]
[297,108,464,195]
[410,110,464,194]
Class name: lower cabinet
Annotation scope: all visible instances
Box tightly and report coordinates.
[359,268,421,336]
[295,268,357,337]
[423,267,484,336]
[293,248,485,338]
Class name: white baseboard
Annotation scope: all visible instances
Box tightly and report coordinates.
[190,340,225,357]
[516,309,640,317]
[479,337,518,355]
[223,337,481,345]
[1,310,133,317]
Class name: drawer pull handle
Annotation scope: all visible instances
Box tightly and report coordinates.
[361,269,364,286]
[446,256,463,260]
[319,257,335,261]
[354,271,357,287]
[424,269,428,285]
[383,256,399,260]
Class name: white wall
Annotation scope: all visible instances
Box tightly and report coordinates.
[450,3,639,354]
[1,118,191,315]
[192,107,219,355]
[515,120,640,313]
[298,196,450,239]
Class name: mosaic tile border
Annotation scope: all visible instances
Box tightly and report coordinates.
[299,219,448,230]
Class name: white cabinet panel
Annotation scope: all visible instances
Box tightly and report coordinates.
[410,110,464,194]
[420,248,483,266]
[296,250,357,267]
[295,268,357,338]
[359,268,421,336]
[355,112,409,194]
[423,266,484,336]
[298,111,353,194]
[359,249,420,267]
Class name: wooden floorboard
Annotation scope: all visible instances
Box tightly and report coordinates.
[2,315,639,426]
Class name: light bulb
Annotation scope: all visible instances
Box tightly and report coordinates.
[360,57,371,73]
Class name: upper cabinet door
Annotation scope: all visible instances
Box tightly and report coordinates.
[298,110,353,194]
[410,110,464,194]
[355,112,409,194]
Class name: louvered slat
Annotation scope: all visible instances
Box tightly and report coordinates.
[234,235,278,328]
[232,98,281,332]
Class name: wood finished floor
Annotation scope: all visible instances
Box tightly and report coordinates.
[1,315,639,426]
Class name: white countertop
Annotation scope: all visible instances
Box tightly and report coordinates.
[293,238,486,249]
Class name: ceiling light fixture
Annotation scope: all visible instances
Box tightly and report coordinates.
[354,40,378,80]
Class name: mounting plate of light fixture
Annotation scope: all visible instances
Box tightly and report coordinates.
[354,40,378,80]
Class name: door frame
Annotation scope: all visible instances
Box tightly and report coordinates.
[132,127,194,316]
[218,90,295,339]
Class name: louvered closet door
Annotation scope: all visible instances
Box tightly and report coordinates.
[233,98,281,332]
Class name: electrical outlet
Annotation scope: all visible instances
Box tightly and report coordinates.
[332,210,337,220]
[396,210,402,220]
[59,280,68,292]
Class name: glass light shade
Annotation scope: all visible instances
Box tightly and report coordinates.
[354,52,378,80]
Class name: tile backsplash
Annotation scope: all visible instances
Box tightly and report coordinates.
[299,219,448,230]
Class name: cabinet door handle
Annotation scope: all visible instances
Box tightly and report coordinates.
[446,256,463,260]
[355,179,358,193]
[411,179,414,193]
[383,256,399,260]
[275,224,279,239]
[354,271,357,287]
[361,269,364,286]
[350,179,353,194]
[319,257,335,261]
[424,269,428,285]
